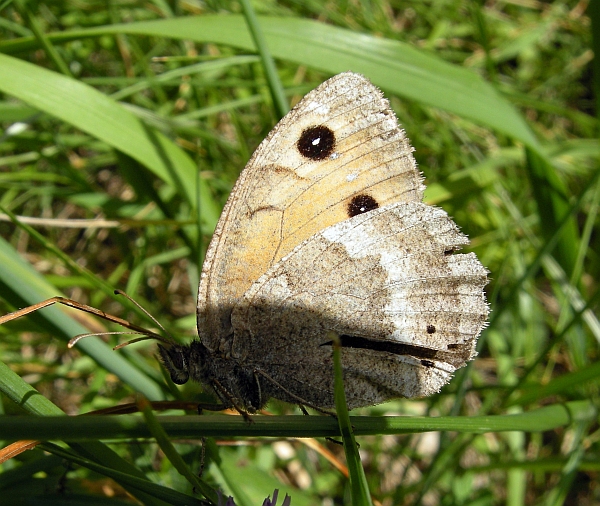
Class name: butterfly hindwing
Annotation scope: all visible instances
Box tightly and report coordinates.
[230,201,488,407]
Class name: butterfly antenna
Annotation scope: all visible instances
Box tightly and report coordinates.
[69,331,149,348]
[113,289,175,341]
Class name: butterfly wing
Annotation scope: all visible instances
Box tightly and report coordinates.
[231,201,488,408]
[198,73,424,349]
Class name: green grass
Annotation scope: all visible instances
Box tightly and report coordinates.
[0,1,598,505]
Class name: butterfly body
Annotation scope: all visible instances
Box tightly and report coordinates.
[160,72,489,412]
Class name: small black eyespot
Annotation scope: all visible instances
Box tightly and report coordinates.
[297,125,335,160]
[348,194,379,217]
[421,360,435,368]
[426,325,436,334]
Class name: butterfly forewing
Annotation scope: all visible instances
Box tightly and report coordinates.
[198,73,424,350]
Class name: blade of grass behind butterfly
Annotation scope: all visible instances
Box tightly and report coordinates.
[0,55,213,324]
[0,235,165,401]
[488,173,600,373]
[487,168,600,345]
[109,55,261,102]
[331,333,373,506]
[480,173,600,413]
[510,359,600,407]
[239,0,288,119]
[543,420,590,506]
[0,206,172,395]
[0,17,540,150]
[38,16,536,149]
[40,442,206,506]
[0,204,171,332]
[590,2,600,119]
[0,53,221,237]
[412,432,473,503]
[525,148,581,293]
[115,151,199,262]
[138,397,220,504]
[0,361,169,506]
[12,0,71,77]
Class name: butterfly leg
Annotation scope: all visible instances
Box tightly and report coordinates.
[211,378,254,422]
[254,369,336,418]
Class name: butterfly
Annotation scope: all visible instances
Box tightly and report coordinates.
[158,72,489,414]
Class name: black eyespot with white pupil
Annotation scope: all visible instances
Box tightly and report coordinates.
[297,125,335,160]
[348,194,379,217]
[427,325,436,334]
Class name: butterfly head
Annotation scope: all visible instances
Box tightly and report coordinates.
[158,343,192,385]
[158,340,265,413]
